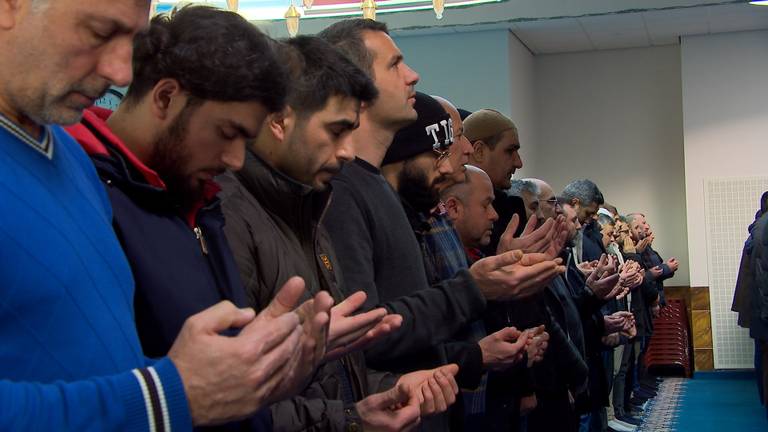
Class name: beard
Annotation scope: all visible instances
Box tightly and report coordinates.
[146,105,199,210]
[397,161,440,214]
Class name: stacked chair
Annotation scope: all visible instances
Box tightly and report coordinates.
[644,299,693,377]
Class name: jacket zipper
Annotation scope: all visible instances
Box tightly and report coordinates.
[194,226,209,255]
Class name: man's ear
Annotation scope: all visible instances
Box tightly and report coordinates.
[0,0,22,30]
[570,197,580,209]
[471,141,485,162]
[268,105,294,143]
[150,78,185,122]
[444,196,462,220]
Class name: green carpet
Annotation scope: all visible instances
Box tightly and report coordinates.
[674,371,767,432]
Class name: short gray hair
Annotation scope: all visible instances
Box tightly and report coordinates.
[561,179,604,206]
[507,179,539,198]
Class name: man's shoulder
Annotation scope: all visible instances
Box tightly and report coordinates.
[493,190,525,209]
[217,172,271,226]
[753,212,768,249]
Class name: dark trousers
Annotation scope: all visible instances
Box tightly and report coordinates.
[757,339,764,405]
[612,342,633,416]
[528,389,579,432]
[757,339,768,419]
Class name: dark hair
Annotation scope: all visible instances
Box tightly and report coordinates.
[125,5,286,112]
[562,179,605,206]
[278,36,378,117]
[317,19,389,77]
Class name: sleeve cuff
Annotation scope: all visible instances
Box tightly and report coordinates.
[344,404,364,432]
[456,342,484,389]
[122,357,192,432]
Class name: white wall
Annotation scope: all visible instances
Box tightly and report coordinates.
[681,30,768,287]
[530,45,690,286]
[394,29,539,183]
[507,32,538,177]
[393,29,515,116]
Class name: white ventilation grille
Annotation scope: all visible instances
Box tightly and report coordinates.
[704,176,768,369]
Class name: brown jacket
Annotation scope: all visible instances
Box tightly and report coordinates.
[219,151,394,432]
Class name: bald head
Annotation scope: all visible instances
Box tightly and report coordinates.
[443,165,498,248]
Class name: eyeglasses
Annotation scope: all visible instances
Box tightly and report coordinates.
[433,147,451,167]
[537,197,560,207]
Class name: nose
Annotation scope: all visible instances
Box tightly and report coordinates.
[98,38,134,87]
[222,138,246,171]
[489,206,499,222]
[403,62,420,87]
[514,152,523,169]
[335,135,355,163]
[438,156,454,177]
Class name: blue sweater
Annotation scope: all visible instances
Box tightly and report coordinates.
[0,119,191,431]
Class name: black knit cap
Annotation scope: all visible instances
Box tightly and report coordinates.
[382,92,453,166]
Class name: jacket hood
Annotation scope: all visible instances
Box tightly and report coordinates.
[65,107,220,227]
[66,107,166,189]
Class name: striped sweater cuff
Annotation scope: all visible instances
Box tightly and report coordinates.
[123,358,192,432]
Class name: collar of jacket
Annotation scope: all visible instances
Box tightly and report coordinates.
[66,107,220,227]
[400,196,433,237]
[233,149,331,232]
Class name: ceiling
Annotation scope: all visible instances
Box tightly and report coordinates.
[253,0,768,54]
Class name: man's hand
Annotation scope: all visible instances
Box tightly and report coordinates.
[498,214,567,261]
[649,266,664,279]
[585,254,621,300]
[577,260,599,276]
[497,214,553,255]
[356,384,422,432]
[324,291,403,362]
[651,303,661,319]
[542,215,568,260]
[666,257,680,272]
[396,364,460,417]
[604,311,632,334]
[620,313,637,338]
[619,260,643,291]
[470,250,565,301]
[170,277,332,425]
[601,333,621,347]
[519,394,538,416]
[524,325,549,367]
[622,236,636,254]
[478,327,530,371]
[635,237,651,253]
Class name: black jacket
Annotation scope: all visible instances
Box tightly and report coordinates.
[324,158,487,373]
[563,249,609,411]
[750,211,768,341]
[623,251,660,338]
[68,108,270,431]
[733,194,768,329]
